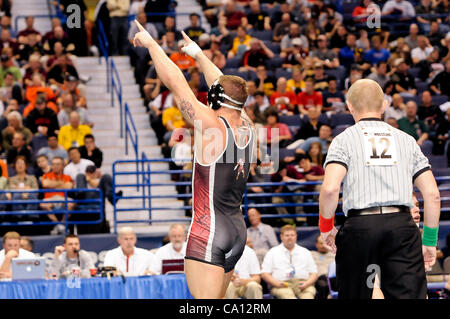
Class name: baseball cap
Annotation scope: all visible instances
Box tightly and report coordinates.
[0,55,9,62]
[394,58,405,67]
[292,38,302,46]
[65,74,79,82]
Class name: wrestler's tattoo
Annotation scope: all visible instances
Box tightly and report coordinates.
[180,99,195,120]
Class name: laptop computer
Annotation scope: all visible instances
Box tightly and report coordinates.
[11,257,46,280]
[161,259,184,274]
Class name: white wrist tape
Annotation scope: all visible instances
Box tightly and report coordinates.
[181,42,202,58]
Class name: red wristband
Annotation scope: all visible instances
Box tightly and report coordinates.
[319,214,334,233]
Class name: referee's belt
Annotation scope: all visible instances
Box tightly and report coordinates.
[348,205,410,217]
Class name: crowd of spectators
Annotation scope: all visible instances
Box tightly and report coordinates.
[0,1,118,236]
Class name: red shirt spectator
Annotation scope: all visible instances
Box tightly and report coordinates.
[297,78,323,115]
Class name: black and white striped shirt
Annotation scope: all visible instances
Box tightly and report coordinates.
[325,118,430,216]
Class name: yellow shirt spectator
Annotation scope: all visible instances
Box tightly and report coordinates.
[58,124,92,150]
[286,79,305,93]
[162,105,185,130]
[230,35,252,56]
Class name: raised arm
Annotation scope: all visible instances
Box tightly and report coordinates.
[180,30,223,87]
[133,21,220,130]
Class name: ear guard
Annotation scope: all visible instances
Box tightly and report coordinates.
[208,80,244,111]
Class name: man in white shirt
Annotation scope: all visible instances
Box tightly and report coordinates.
[383,93,406,121]
[103,227,158,276]
[382,0,416,19]
[246,208,279,264]
[261,225,318,299]
[151,224,187,275]
[0,232,35,279]
[411,36,433,65]
[64,147,95,181]
[225,237,263,299]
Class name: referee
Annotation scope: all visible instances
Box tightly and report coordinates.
[318,79,441,299]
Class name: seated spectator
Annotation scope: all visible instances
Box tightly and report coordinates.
[239,38,274,72]
[246,90,269,117]
[151,224,187,275]
[297,78,323,115]
[286,66,305,94]
[269,77,297,114]
[45,41,68,71]
[312,62,329,92]
[405,23,419,50]
[427,20,444,47]
[242,1,270,31]
[40,156,74,227]
[19,34,44,67]
[7,156,39,212]
[273,13,292,42]
[6,132,33,165]
[322,76,346,114]
[78,134,103,169]
[42,26,74,56]
[46,54,79,88]
[103,227,159,276]
[261,225,318,299]
[57,93,92,128]
[17,16,41,43]
[383,93,406,121]
[63,147,94,181]
[202,38,226,70]
[418,90,443,130]
[280,23,309,59]
[0,99,19,133]
[50,234,95,279]
[2,111,33,152]
[433,108,450,155]
[58,111,92,150]
[352,0,372,23]
[290,107,324,149]
[430,59,450,97]
[20,236,33,252]
[225,237,263,299]
[311,235,335,300]
[34,154,51,184]
[416,46,443,83]
[382,0,416,20]
[246,208,279,264]
[162,103,186,144]
[344,64,363,91]
[157,16,181,41]
[398,101,430,146]
[161,31,178,56]
[0,71,22,105]
[339,33,361,71]
[366,61,390,89]
[263,109,292,148]
[310,34,339,69]
[221,0,246,31]
[36,133,68,164]
[74,165,115,234]
[282,38,308,70]
[0,53,21,87]
[308,141,324,167]
[255,64,276,97]
[183,13,206,41]
[411,35,433,65]
[296,124,333,156]
[391,59,417,98]
[0,232,35,279]
[170,40,196,71]
[23,75,58,116]
[228,26,252,59]
[24,95,59,137]
[59,75,86,109]
[363,35,390,65]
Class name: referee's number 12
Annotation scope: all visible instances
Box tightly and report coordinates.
[368,137,391,159]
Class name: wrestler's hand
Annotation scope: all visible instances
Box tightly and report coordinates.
[422,245,436,271]
[181,31,202,59]
[320,226,338,254]
[133,20,153,48]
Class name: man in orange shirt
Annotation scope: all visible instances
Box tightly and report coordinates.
[269,77,297,114]
[40,156,75,227]
[170,40,196,71]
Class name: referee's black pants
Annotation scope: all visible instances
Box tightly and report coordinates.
[335,212,427,299]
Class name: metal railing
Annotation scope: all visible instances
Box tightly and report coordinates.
[111,157,450,232]
[0,188,103,234]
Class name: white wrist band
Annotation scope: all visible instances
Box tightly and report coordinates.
[181,42,202,58]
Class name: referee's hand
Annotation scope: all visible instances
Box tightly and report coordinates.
[320,227,338,254]
[422,245,436,271]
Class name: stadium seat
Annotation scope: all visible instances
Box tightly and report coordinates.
[416,81,429,94]
[432,95,448,106]
[249,30,273,42]
[275,67,292,80]
[225,57,242,69]
[318,113,330,125]
[408,67,420,79]
[264,41,281,55]
[420,140,433,156]
[279,148,296,160]
[279,115,301,127]
[428,155,448,169]
[329,113,355,128]
[267,56,284,69]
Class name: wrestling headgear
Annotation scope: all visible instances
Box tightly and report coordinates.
[208,79,244,111]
